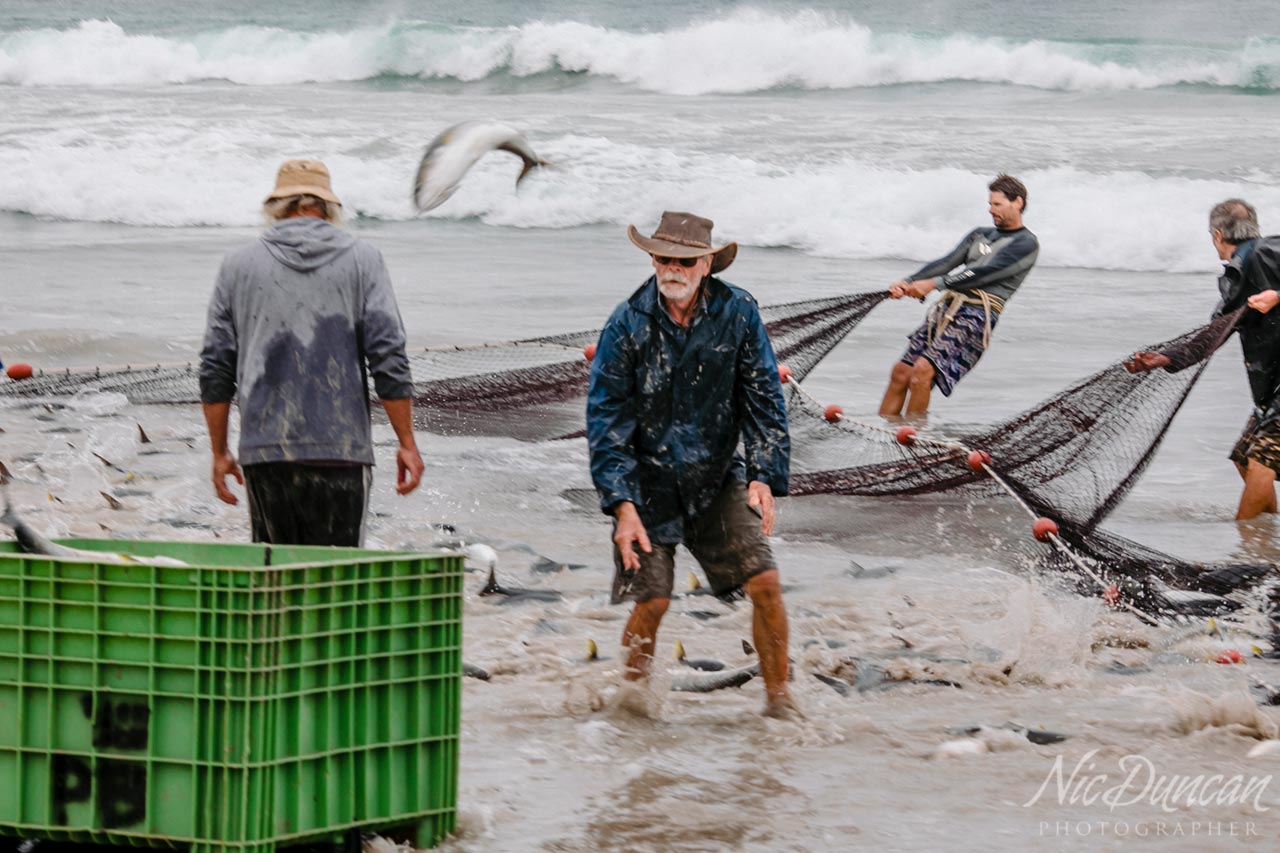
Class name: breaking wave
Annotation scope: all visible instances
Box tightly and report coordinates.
[1,13,1278,93]
[4,129,1278,273]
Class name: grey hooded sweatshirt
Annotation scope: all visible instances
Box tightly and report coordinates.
[199,217,413,466]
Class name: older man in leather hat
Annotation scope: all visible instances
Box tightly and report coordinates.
[587,211,798,718]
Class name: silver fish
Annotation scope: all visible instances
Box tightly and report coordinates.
[670,662,760,693]
[2,487,186,567]
[412,120,549,212]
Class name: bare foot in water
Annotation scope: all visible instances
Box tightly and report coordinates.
[763,694,805,721]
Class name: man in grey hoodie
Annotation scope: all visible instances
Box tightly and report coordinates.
[198,159,424,546]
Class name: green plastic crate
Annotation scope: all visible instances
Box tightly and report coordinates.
[0,539,464,852]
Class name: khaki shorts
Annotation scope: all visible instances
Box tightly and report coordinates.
[1229,413,1280,474]
[610,481,778,604]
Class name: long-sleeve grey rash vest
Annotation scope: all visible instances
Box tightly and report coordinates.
[198,217,413,466]
[907,226,1040,303]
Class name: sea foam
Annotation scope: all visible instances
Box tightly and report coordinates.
[2,129,1276,274]
[1,13,1277,93]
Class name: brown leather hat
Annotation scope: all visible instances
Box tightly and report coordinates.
[627,211,737,274]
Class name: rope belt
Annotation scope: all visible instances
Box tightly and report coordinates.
[925,288,1006,350]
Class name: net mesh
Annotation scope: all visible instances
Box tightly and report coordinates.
[784,307,1271,616]
[0,291,887,442]
[788,309,1244,532]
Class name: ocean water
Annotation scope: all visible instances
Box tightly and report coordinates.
[4,3,1280,850]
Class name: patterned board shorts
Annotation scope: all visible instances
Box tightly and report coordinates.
[1229,413,1280,474]
[900,304,999,398]
[610,481,778,604]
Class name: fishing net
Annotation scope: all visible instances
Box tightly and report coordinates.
[0,291,887,442]
[787,308,1244,532]
[784,306,1276,617]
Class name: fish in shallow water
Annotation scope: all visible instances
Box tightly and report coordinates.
[1,487,186,567]
[812,659,964,696]
[463,663,491,681]
[845,560,900,580]
[945,721,1069,745]
[674,639,726,672]
[478,563,564,603]
[412,120,550,212]
[670,662,760,693]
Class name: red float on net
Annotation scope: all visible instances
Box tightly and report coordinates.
[1214,649,1244,665]
[823,404,844,423]
[895,426,916,446]
[967,450,991,472]
[5,363,33,381]
[583,343,597,362]
[778,364,794,384]
[1032,517,1059,542]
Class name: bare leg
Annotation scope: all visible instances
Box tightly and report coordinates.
[744,570,796,716]
[1237,459,1278,520]
[879,362,913,417]
[621,597,669,680]
[904,358,935,416]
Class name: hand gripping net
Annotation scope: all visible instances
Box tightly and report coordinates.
[0,292,888,443]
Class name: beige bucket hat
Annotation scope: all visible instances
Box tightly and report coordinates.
[627,211,737,274]
[264,159,342,206]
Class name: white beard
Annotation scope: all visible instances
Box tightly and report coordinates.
[658,276,700,302]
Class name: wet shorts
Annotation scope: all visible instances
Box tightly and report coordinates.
[610,481,778,604]
[1229,413,1280,474]
[243,462,372,547]
[900,304,999,398]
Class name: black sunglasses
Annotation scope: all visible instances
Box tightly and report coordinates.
[652,254,701,268]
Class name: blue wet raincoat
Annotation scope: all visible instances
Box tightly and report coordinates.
[587,276,790,544]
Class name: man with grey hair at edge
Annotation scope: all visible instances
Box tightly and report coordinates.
[587,211,799,719]
[1127,198,1280,521]
[199,159,424,546]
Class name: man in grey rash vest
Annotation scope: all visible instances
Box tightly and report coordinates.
[1127,198,1280,521]
[199,159,424,545]
[879,174,1039,417]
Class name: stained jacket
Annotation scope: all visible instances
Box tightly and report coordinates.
[198,217,413,466]
[587,276,790,544]
[1213,236,1280,416]
[908,226,1039,303]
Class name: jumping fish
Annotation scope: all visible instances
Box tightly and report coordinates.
[412,120,550,212]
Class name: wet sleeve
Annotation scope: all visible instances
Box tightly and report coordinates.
[1159,306,1245,373]
[198,259,238,404]
[908,230,980,282]
[587,317,640,514]
[736,302,791,496]
[360,250,414,400]
[942,230,1039,292]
